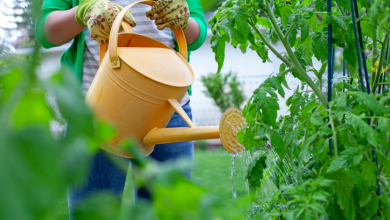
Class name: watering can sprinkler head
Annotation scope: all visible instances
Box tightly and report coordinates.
[85,0,246,158]
[219,108,246,154]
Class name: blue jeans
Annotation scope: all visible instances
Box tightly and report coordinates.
[67,103,194,218]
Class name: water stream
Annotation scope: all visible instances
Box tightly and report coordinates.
[229,147,296,205]
[230,154,237,198]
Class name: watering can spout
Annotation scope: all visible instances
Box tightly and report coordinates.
[143,126,220,145]
[143,108,246,155]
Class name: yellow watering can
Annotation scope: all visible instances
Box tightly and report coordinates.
[85,0,246,158]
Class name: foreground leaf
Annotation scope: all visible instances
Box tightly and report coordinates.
[245,150,267,191]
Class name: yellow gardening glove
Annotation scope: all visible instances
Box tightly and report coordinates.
[76,0,136,44]
[145,0,190,30]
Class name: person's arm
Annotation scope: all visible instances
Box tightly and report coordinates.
[184,0,207,51]
[35,0,76,48]
[43,7,86,46]
[183,17,200,45]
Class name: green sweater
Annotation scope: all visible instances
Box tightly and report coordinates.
[35,0,207,83]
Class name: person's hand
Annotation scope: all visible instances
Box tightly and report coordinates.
[145,0,190,30]
[76,0,136,44]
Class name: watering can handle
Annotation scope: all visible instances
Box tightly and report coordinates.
[107,0,188,68]
[99,21,130,65]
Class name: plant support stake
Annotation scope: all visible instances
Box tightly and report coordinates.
[327,0,332,156]
[352,0,371,93]
[351,0,381,201]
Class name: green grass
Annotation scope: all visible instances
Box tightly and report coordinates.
[44,149,248,220]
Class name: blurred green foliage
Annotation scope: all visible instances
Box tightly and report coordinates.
[201,71,246,112]
[195,140,207,150]
[200,0,224,12]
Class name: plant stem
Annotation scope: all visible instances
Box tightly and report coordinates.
[363,152,371,161]
[285,21,297,41]
[313,12,327,14]
[277,66,295,76]
[379,176,390,194]
[378,138,390,174]
[373,32,389,93]
[264,0,328,107]
[380,95,390,105]
[334,2,346,16]
[330,116,338,156]
[249,20,293,67]
[379,82,390,85]
[383,26,390,35]
[372,32,378,87]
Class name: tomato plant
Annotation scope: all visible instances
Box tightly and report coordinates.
[211,0,390,218]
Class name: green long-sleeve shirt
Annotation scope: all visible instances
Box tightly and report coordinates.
[35,0,207,83]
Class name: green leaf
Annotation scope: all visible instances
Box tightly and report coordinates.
[360,19,376,39]
[232,8,250,40]
[305,16,320,32]
[300,135,315,163]
[301,209,316,220]
[349,92,390,115]
[312,31,328,62]
[153,180,205,220]
[345,112,379,147]
[219,22,245,44]
[12,90,54,128]
[358,0,370,8]
[257,16,272,29]
[310,112,325,126]
[249,32,269,62]
[211,35,226,73]
[288,91,305,117]
[284,128,298,148]
[299,17,310,43]
[335,0,351,12]
[325,14,348,29]
[288,28,298,48]
[369,0,379,26]
[301,99,317,120]
[377,151,390,174]
[318,177,334,187]
[334,92,347,108]
[378,118,387,132]
[279,4,293,28]
[361,194,379,219]
[241,125,263,152]
[257,95,279,128]
[270,130,285,160]
[239,40,248,54]
[265,76,285,98]
[361,160,378,186]
[308,202,327,215]
[315,0,326,11]
[244,150,267,191]
[329,170,354,211]
[344,44,359,79]
[327,154,363,173]
[300,34,313,66]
